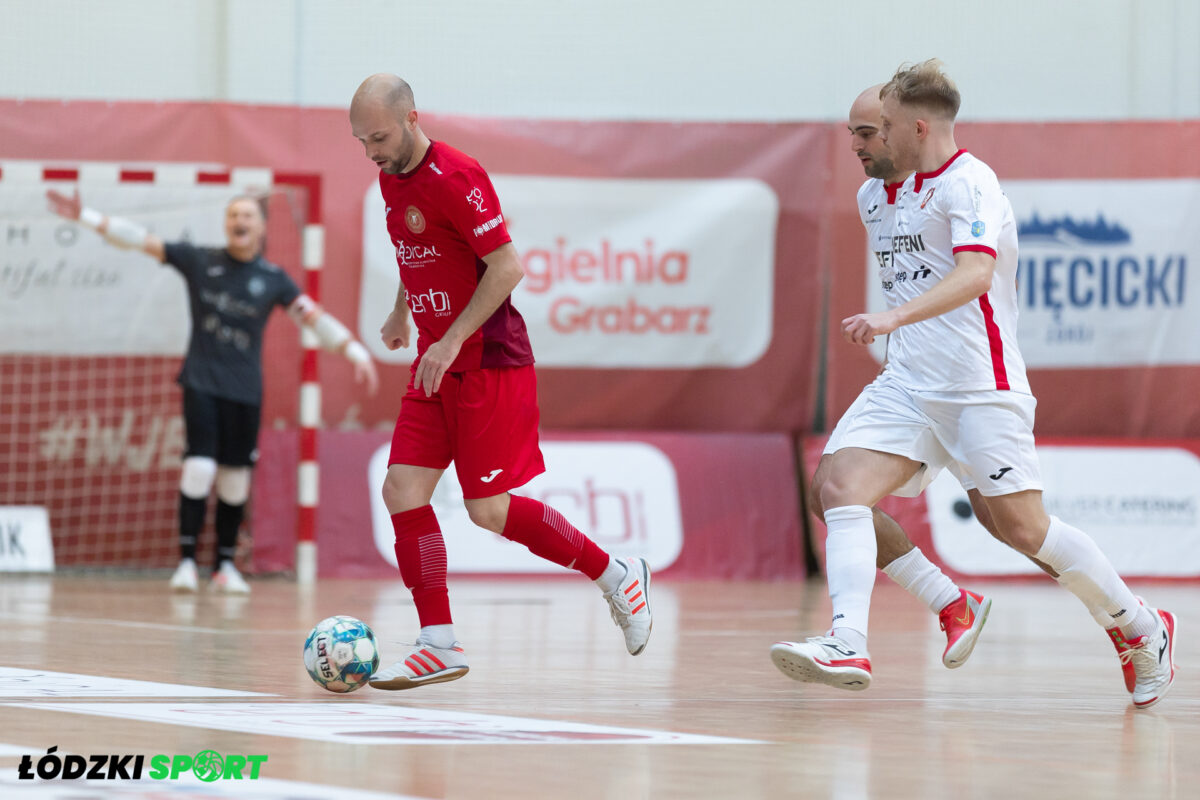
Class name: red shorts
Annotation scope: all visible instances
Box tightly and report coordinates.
[388,364,546,499]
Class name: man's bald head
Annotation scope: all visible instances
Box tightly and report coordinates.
[849,83,886,122]
[847,83,900,181]
[350,74,428,175]
[351,73,415,120]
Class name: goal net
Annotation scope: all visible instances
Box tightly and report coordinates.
[0,162,313,569]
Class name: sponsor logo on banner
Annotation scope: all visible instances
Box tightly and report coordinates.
[863,179,1197,367]
[926,445,1200,576]
[361,176,778,367]
[368,441,683,573]
[1009,180,1193,367]
[0,507,54,572]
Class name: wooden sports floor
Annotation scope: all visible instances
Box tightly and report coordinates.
[0,574,1195,799]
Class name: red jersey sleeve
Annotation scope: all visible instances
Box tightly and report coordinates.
[442,163,511,259]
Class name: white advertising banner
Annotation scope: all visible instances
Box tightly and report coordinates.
[866,179,1199,368]
[0,506,54,572]
[368,440,683,573]
[0,161,267,355]
[360,176,778,368]
[927,446,1200,576]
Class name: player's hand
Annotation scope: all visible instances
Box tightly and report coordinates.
[413,338,461,397]
[380,310,411,350]
[354,354,380,396]
[46,188,82,220]
[841,310,899,345]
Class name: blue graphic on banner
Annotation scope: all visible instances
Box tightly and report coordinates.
[1008,182,1195,366]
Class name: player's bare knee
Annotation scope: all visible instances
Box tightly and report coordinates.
[464,498,507,534]
[380,470,425,512]
[808,478,826,520]
[993,520,1046,556]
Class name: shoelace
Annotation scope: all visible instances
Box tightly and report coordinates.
[606,591,632,628]
[1118,637,1163,680]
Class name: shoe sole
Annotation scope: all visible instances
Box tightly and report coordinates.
[170,584,198,593]
[770,644,871,691]
[1133,610,1177,710]
[369,666,469,691]
[943,595,992,669]
[628,558,652,656]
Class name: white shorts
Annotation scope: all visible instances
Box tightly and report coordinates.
[824,372,1043,498]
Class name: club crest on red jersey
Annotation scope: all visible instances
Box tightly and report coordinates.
[405,206,426,234]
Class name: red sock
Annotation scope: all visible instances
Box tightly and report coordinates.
[502,495,610,579]
[391,505,451,626]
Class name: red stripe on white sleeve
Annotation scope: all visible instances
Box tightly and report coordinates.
[952,244,997,258]
[976,294,1009,390]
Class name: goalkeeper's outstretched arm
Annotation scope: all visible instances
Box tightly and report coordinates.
[46,189,166,262]
[287,296,380,395]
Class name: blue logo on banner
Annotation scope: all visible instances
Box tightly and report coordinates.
[1016,209,1186,338]
[971,220,986,237]
[1018,212,1131,246]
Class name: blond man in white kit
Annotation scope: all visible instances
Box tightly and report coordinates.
[772,60,1177,709]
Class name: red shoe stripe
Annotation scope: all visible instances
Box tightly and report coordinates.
[814,657,871,671]
[630,601,647,615]
[420,649,447,670]
[624,580,640,596]
[405,655,429,675]
[627,590,643,605]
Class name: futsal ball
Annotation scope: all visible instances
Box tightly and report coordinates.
[303,615,380,693]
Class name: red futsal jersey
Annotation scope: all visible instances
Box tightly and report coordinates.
[377,140,534,372]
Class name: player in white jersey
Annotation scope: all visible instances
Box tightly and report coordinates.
[798,86,1000,678]
[773,62,1176,709]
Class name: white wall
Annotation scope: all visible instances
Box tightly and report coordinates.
[3,0,1198,121]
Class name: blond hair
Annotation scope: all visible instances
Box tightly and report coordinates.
[881,59,960,120]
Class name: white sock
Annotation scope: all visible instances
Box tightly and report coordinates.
[595,557,626,595]
[882,546,961,614]
[419,624,457,649]
[1034,516,1150,638]
[824,505,877,646]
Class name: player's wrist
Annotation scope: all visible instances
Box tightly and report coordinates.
[343,340,370,366]
[79,207,105,230]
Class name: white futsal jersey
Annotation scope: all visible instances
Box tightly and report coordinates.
[863,150,1029,394]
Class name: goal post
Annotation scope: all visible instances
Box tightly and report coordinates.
[0,161,323,580]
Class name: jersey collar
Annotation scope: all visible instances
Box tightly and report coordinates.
[912,148,967,194]
[389,140,438,181]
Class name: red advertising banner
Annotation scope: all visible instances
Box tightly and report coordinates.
[254,429,805,580]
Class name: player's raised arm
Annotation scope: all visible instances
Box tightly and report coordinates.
[46,188,167,263]
[287,294,380,395]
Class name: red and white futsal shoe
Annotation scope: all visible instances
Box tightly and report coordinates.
[1125,608,1177,710]
[369,641,469,690]
[604,557,653,655]
[770,636,872,691]
[1106,595,1146,693]
[938,589,992,669]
